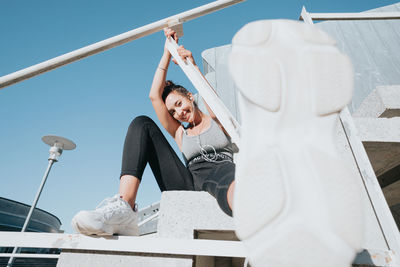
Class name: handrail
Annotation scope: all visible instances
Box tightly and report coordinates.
[0,232,246,258]
[300,9,400,21]
[0,0,245,89]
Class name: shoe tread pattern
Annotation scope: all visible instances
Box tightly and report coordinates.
[234,148,286,239]
[309,148,363,250]
[308,52,354,116]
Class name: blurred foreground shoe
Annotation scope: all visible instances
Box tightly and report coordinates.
[229,20,364,267]
[71,194,138,236]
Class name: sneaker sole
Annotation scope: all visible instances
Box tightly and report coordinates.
[229,20,364,267]
[71,216,138,236]
[71,216,112,236]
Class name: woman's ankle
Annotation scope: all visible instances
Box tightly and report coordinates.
[119,195,136,210]
[119,175,140,210]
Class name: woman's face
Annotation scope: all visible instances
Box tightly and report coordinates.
[165,91,194,123]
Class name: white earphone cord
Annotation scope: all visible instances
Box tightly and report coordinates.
[191,101,232,164]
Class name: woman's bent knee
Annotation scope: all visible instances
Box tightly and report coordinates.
[128,115,157,131]
[131,115,154,126]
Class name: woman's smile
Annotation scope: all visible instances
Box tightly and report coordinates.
[165,91,195,123]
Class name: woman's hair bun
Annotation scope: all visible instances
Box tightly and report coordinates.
[162,80,190,103]
[165,80,175,87]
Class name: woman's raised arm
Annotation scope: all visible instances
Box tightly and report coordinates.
[149,29,181,139]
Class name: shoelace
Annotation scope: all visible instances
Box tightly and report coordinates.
[95,195,119,210]
[95,195,127,220]
[96,195,130,220]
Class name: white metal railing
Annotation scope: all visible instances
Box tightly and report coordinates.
[0,0,244,89]
[300,7,400,267]
[300,8,400,21]
[0,232,246,258]
[137,211,159,227]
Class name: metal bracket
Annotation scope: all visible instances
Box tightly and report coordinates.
[167,20,184,38]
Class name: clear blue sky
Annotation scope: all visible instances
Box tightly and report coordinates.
[0,0,398,234]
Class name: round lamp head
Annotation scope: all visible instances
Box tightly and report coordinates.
[42,135,76,150]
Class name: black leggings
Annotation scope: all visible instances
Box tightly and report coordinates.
[120,115,234,216]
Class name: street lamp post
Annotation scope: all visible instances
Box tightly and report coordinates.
[7,135,76,267]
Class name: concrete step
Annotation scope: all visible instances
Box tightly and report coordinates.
[354,117,400,181]
[353,85,400,118]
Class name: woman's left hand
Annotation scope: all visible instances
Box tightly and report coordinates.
[176,45,196,66]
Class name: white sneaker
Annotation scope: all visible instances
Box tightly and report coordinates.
[71,194,139,236]
[229,20,364,267]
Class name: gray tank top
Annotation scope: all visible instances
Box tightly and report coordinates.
[182,119,235,161]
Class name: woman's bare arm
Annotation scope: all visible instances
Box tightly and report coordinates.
[149,29,181,139]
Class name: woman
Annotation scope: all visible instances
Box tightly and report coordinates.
[72,28,236,236]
